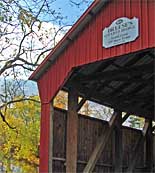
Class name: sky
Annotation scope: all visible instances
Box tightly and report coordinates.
[19,0,93,25]
[0,0,96,97]
[0,0,93,79]
[0,0,94,91]
[51,0,93,24]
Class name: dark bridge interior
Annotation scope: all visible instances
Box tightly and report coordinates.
[64,48,155,121]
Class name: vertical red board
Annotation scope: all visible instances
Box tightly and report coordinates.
[85,23,91,64]
[131,0,142,51]
[76,35,81,65]
[125,0,131,54]
[108,0,117,57]
[39,103,50,173]
[96,8,103,60]
[115,0,125,55]
[89,16,98,62]
[141,0,149,49]
[102,1,111,60]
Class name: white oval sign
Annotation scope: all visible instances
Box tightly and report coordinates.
[102,17,139,48]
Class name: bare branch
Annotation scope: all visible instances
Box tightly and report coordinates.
[0,98,40,109]
[0,111,16,129]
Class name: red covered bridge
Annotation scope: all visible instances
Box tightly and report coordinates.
[30,0,155,172]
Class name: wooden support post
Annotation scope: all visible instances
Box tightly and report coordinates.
[49,102,54,173]
[83,111,118,173]
[145,120,153,172]
[113,111,123,173]
[126,120,149,173]
[66,87,78,173]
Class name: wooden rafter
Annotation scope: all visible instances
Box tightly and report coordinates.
[71,81,153,118]
[77,63,153,82]
[87,94,152,117]
[72,78,152,106]
[123,51,150,67]
[82,94,152,120]
[102,77,152,83]
[109,82,132,96]
[99,78,153,101]
[64,50,154,121]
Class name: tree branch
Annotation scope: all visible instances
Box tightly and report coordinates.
[0,111,16,129]
[0,98,40,109]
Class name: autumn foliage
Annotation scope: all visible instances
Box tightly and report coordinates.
[0,96,40,172]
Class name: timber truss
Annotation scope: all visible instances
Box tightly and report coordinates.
[61,91,155,172]
[51,48,155,172]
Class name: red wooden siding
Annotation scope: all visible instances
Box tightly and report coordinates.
[39,103,50,172]
[36,0,155,172]
[38,0,155,104]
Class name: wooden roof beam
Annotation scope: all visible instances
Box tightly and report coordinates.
[124,51,150,67]
[64,84,153,120]
[77,63,153,82]
[91,96,152,119]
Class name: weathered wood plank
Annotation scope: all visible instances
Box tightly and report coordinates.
[113,111,123,173]
[83,111,118,173]
[66,87,78,173]
[126,120,150,173]
[52,108,148,172]
[145,121,153,172]
[142,120,150,136]
[126,136,145,173]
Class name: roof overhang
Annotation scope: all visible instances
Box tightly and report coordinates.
[29,0,109,81]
